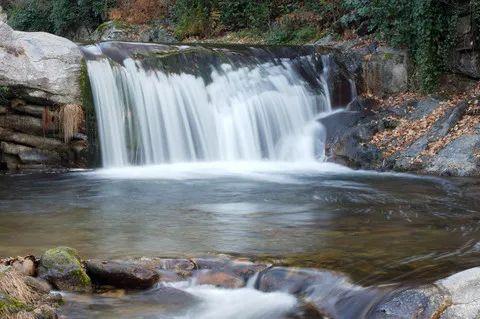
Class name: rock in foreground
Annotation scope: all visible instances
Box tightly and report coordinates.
[85,259,160,289]
[37,247,91,292]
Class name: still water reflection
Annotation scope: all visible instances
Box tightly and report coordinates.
[1,163,480,285]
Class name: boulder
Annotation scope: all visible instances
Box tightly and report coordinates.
[0,24,82,105]
[193,270,245,288]
[362,47,409,96]
[37,247,91,292]
[437,267,480,319]
[367,285,451,319]
[85,260,160,289]
[425,134,480,176]
[393,102,468,172]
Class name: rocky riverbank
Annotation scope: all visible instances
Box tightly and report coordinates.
[1,247,480,318]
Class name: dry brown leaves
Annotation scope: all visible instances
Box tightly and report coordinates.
[371,82,480,158]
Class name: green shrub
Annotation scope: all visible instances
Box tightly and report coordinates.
[6,0,115,36]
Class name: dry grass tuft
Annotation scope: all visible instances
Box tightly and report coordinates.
[0,270,38,305]
[59,104,84,143]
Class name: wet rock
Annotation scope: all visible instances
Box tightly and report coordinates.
[257,267,322,295]
[0,142,61,164]
[38,247,91,292]
[133,257,195,278]
[229,260,270,281]
[191,256,232,271]
[367,285,451,319]
[259,267,381,318]
[193,270,245,288]
[437,267,480,319]
[85,260,160,289]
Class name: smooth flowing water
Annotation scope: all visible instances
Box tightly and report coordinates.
[2,43,479,318]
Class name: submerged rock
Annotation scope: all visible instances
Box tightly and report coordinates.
[85,260,160,289]
[38,247,91,292]
[193,270,245,288]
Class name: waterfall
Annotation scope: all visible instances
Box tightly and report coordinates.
[82,42,354,168]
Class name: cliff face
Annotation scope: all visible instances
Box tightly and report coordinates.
[0,18,87,171]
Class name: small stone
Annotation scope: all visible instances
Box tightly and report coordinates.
[85,260,159,289]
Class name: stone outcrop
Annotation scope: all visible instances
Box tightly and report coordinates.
[0,22,82,105]
[315,38,409,97]
[0,20,87,171]
[324,91,480,176]
[91,20,177,43]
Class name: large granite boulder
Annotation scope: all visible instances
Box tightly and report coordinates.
[0,21,82,105]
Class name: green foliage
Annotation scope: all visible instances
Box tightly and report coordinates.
[6,0,115,36]
[344,0,460,92]
[267,25,318,45]
[174,0,213,38]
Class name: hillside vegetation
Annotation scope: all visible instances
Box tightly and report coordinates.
[1,0,479,91]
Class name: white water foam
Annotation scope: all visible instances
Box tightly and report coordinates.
[170,281,298,319]
[83,44,344,168]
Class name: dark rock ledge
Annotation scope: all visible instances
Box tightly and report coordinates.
[2,247,480,319]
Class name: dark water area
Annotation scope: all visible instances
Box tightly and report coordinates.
[1,163,480,287]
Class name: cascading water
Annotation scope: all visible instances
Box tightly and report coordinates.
[82,42,355,168]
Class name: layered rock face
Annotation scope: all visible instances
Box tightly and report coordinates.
[0,18,87,171]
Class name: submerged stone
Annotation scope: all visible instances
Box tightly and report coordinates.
[85,260,160,289]
[193,270,245,288]
[38,247,91,292]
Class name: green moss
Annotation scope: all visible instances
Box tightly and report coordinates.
[39,247,91,292]
[80,61,101,168]
[0,294,30,315]
[383,52,394,60]
[95,20,131,34]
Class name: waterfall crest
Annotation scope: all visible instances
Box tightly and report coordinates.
[82,42,353,168]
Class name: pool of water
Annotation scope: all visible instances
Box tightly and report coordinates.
[1,162,480,286]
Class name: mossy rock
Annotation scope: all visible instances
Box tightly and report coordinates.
[38,247,91,292]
